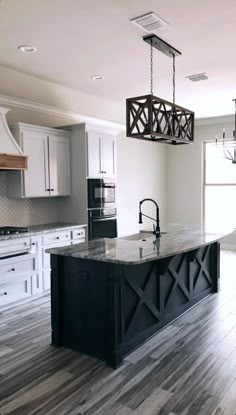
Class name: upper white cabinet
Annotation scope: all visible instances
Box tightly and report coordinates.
[87,131,116,178]
[7,124,71,198]
[48,134,71,196]
[21,130,49,198]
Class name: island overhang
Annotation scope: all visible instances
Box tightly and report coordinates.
[47,224,232,265]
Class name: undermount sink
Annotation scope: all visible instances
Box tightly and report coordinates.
[121,232,167,241]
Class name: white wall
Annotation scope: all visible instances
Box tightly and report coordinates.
[167,119,234,224]
[117,136,167,236]
[166,117,235,245]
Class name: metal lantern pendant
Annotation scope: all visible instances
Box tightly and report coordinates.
[126,35,195,145]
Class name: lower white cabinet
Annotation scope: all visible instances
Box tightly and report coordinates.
[0,226,86,308]
[0,276,32,307]
[0,237,38,307]
[42,269,51,291]
[42,229,86,290]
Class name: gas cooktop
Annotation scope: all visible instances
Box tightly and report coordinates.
[0,227,29,235]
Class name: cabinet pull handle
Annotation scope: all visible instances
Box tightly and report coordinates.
[0,292,7,296]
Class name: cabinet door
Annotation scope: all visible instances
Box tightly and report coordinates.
[22,131,50,197]
[87,132,102,177]
[0,276,32,308]
[48,134,71,196]
[102,135,116,177]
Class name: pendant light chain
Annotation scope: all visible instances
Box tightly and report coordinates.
[172,53,176,105]
[150,40,153,95]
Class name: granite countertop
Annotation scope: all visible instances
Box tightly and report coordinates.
[47,224,233,265]
[0,222,87,242]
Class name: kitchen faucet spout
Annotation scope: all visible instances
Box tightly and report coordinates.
[139,198,161,237]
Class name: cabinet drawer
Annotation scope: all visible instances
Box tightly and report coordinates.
[71,228,86,240]
[42,231,70,246]
[0,276,31,307]
[0,237,31,258]
[43,240,71,268]
[0,253,36,281]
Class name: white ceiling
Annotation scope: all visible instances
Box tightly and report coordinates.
[0,0,236,118]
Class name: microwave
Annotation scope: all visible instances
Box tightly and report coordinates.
[87,178,116,209]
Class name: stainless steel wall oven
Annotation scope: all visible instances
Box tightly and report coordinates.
[88,208,117,240]
[87,178,116,209]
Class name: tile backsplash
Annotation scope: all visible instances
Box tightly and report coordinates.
[0,172,58,226]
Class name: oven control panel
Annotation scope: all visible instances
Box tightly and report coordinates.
[88,207,117,218]
[102,208,116,217]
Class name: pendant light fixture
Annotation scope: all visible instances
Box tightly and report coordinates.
[126,35,195,145]
[215,99,236,163]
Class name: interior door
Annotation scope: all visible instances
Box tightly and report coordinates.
[102,135,116,177]
[22,131,49,197]
[48,134,71,196]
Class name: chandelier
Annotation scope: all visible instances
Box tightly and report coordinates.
[215,99,236,163]
[126,34,195,145]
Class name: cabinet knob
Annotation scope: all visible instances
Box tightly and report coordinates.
[32,242,35,246]
[51,189,54,191]
[46,189,50,191]
[0,292,7,296]
[10,268,15,272]
[56,237,60,240]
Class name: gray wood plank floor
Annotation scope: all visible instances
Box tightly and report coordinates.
[1,250,236,415]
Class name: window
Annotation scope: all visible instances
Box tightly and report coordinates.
[204,142,236,228]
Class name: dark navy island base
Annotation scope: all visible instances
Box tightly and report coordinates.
[48,225,228,368]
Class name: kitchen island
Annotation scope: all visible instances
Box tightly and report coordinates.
[48,224,231,368]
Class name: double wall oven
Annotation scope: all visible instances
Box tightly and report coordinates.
[87,178,117,240]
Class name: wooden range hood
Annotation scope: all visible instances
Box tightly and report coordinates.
[0,107,27,170]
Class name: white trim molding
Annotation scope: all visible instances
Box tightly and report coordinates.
[0,94,125,136]
[195,114,234,127]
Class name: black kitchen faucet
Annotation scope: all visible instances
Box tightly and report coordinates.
[139,198,161,237]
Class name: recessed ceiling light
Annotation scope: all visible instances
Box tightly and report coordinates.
[91,75,104,80]
[18,45,37,54]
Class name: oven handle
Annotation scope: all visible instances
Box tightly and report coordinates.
[92,217,117,222]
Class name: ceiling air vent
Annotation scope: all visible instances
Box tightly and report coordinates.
[130,12,169,33]
[186,73,211,82]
